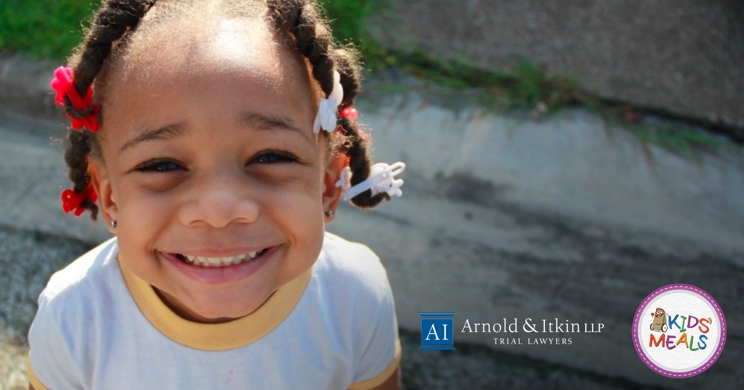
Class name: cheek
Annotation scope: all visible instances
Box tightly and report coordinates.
[264,177,323,221]
[115,184,177,238]
[260,173,325,243]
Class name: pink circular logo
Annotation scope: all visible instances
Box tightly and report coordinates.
[632,284,726,378]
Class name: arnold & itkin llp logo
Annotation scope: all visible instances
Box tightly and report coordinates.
[418,312,606,350]
[633,283,727,378]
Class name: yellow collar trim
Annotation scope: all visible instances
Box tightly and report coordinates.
[119,260,312,351]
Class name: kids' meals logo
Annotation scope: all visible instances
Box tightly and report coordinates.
[632,284,726,378]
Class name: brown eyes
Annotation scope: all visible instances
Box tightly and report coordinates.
[135,151,298,173]
[135,160,182,172]
[250,150,298,164]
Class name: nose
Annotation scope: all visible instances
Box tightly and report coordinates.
[178,167,260,228]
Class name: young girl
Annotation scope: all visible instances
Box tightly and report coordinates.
[27,0,405,388]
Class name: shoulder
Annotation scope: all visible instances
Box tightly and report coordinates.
[32,237,122,336]
[315,234,401,388]
[310,232,397,341]
[27,238,121,388]
[39,237,120,306]
[316,232,392,301]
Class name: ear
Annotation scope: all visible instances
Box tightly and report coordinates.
[322,153,349,222]
[88,160,118,233]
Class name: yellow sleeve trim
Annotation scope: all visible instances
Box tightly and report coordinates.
[26,353,50,390]
[348,338,402,390]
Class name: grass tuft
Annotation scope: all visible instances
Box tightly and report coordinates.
[318,0,391,71]
[389,49,582,113]
[0,0,99,61]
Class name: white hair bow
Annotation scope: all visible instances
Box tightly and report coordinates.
[335,162,406,201]
[313,70,344,134]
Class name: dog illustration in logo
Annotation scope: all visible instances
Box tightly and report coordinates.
[650,308,668,332]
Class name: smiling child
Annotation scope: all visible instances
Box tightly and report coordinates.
[27,1,404,389]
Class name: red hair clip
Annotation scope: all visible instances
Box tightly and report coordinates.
[50,66,100,132]
[336,106,359,133]
[340,106,358,120]
[61,184,98,217]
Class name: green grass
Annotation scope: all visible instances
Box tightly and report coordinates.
[0,0,380,61]
[390,49,582,111]
[318,0,382,47]
[0,0,99,60]
[594,107,727,161]
[318,0,393,71]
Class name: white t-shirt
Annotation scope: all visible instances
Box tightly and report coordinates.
[27,233,400,390]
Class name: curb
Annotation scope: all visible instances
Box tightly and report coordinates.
[2,51,742,145]
[0,52,59,120]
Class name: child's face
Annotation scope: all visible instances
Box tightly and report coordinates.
[89,20,344,322]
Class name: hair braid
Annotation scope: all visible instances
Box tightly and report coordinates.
[333,48,361,107]
[62,0,157,220]
[267,1,388,208]
[266,0,335,96]
[66,0,157,119]
[339,120,390,208]
[332,49,388,207]
[63,131,99,219]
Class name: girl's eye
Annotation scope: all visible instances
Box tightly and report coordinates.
[135,160,183,172]
[251,150,298,164]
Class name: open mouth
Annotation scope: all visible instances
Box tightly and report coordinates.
[174,248,270,268]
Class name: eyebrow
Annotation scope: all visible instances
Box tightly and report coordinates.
[119,113,313,154]
[239,112,313,145]
[119,123,187,154]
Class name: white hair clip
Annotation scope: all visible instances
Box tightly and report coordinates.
[313,70,344,134]
[335,162,406,201]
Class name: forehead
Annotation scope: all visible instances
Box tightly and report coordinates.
[95,14,321,151]
[106,15,304,93]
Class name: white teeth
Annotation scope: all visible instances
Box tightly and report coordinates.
[182,250,266,267]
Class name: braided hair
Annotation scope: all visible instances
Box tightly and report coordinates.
[60,0,389,220]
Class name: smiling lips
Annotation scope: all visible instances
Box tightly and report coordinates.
[162,246,278,284]
[175,248,270,268]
